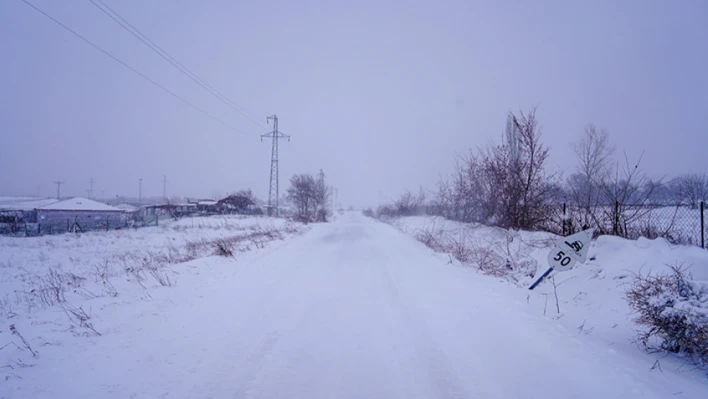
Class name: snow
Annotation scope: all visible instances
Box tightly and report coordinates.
[0,197,59,211]
[114,203,138,212]
[36,197,121,212]
[1,213,707,398]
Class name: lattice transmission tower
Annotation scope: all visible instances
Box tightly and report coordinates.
[261,115,290,216]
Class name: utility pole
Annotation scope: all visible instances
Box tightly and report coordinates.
[162,175,167,199]
[89,177,94,199]
[261,115,290,217]
[138,178,143,205]
[53,181,65,199]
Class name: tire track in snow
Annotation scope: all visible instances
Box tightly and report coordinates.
[230,330,282,399]
[378,251,469,399]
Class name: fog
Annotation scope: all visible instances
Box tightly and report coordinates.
[1,0,706,206]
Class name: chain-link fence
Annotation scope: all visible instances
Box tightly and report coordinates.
[552,201,705,248]
[0,213,159,237]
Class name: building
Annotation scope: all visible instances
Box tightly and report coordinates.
[114,203,139,213]
[36,197,125,232]
[0,197,59,233]
[195,199,219,214]
[143,203,197,218]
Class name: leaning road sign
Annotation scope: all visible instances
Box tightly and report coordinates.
[547,246,578,272]
[529,228,594,290]
[554,229,594,263]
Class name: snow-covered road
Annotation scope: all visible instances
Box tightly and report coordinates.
[8,213,706,398]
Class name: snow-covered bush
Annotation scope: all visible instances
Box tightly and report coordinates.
[414,224,538,283]
[626,265,708,366]
[361,208,375,218]
[214,239,234,257]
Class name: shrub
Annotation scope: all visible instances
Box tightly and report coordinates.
[214,239,234,257]
[626,265,708,366]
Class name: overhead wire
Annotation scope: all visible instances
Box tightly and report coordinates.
[19,0,248,134]
[22,0,319,183]
[88,0,268,130]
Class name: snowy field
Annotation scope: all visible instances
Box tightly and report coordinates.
[0,215,306,393]
[1,212,707,398]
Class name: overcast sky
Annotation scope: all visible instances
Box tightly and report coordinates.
[1,0,707,206]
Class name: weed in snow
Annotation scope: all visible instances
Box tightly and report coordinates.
[9,324,37,358]
[61,303,101,337]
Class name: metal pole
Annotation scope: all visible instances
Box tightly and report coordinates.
[53,181,65,199]
[562,203,567,235]
[529,267,554,290]
[701,201,705,249]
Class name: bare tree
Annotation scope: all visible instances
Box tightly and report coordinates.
[286,171,331,223]
[391,189,425,217]
[600,151,658,237]
[314,170,332,222]
[475,107,558,230]
[217,189,257,214]
[287,174,316,222]
[438,108,556,230]
[567,124,615,231]
[433,179,454,219]
[674,173,708,209]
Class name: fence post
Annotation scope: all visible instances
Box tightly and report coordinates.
[613,200,620,235]
[562,203,567,235]
[701,201,705,249]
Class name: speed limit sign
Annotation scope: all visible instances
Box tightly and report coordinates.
[529,228,594,290]
[547,247,578,271]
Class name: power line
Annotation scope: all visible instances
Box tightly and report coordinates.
[19,0,247,134]
[87,0,267,129]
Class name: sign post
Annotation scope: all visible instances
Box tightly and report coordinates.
[528,229,594,290]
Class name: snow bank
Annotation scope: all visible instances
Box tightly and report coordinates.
[392,215,708,368]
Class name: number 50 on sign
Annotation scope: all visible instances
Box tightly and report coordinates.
[547,248,577,271]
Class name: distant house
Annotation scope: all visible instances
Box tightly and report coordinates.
[114,203,139,213]
[143,203,197,218]
[36,197,124,232]
[0,196,59,212]
[0,196,60,233]
[195,199,219,214]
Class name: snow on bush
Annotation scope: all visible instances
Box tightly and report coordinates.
[406,216,547,283]
[626,265,708,366]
